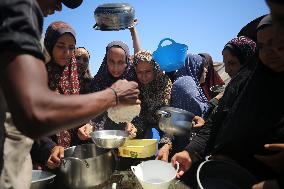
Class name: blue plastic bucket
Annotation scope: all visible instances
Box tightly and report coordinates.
[153,38,188,72]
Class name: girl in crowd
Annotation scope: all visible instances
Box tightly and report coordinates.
[77,22,143,140]
[75,47,92,94]
[198,53,225,100]
[171,54,210,118]
[157,54,211,162]
[31,21,82,169]
[133,50,172,140]
[89,41,140,135]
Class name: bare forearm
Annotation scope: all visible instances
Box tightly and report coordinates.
[1,53,116,138]
[28,89,116,137]
[130,27,141,54]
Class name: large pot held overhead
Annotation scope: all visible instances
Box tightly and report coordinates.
[58,143,114,189]
[94,3,135,31]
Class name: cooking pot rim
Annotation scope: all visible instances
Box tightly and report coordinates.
[64,144,111,160]
[31,170,56,183]
[196,160,256,188]
[160,106,194,115]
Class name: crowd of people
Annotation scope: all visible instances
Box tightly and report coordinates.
[0,0,283,189]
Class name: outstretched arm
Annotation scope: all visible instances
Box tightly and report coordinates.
[0,52,139,139]
[129,19,141,54]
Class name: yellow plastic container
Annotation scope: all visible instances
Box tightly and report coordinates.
[118,139,157,158]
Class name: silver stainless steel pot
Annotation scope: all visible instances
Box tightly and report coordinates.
[30,170,56,189]
[157,106,194,135]
[58,143,114,189]
[94,3,135,31]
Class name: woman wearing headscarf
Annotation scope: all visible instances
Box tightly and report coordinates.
[83,41,143,139]
[171,54,210,119]
[31,21,81,169]
[77,21,143,141]
[198,53,225,100]
[173,17,284,186]
[157,54,211,162]
[172,36,257,182]
[223,36,257,78]
[133,50,172,140]
[75,47,92,94]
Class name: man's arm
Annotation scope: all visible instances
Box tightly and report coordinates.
[0,52,138,138]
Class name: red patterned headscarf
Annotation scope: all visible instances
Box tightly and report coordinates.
[45,21,80,96]
[223,36,256,65]
[199,53,225,100]
[44,21,79,148]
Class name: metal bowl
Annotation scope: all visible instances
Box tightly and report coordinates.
[31,170,56,189]
[94,3,135,31]
[157,106,194,136]
[90,130,128,149]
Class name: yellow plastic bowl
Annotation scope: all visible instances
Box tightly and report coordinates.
[118,139,157,158]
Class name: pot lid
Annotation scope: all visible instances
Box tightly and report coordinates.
[95,3,133,14]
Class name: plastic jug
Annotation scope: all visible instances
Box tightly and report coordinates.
[131,160,179,189]
[153,38,188,72]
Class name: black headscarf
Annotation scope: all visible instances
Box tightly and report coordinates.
[212,60,284,180]
[91,41,136,92]
[257,14,273,31]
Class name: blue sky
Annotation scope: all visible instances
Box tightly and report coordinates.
[44,0,269,76]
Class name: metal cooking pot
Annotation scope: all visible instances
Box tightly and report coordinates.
[197,160,257,189]
[58,143,114,189]
[94,3,135,31]
[157,106,194,135]
[30,170,56,189]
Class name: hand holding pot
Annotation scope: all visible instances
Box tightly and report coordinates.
[126,122,137,139]
[47,146,64,169]
[171,150,192,178]
[251,180,280,189]
[78,123,93,140]
[192,116,205,128]
[156,143,172,162]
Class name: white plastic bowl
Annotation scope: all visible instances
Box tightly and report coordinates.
[131,160,179,189]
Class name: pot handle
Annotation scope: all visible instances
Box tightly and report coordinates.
[131,166,136,174]
[174,161,180,174]
[156,110,171,118]
[158,38,176,48]
[61,157,89,168]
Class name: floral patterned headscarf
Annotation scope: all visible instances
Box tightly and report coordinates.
[44,21,79,148]
[223,36,256,65]
[45,21,80,96]
[133,50,172,125]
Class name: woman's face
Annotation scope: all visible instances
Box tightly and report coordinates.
[199,63,208,84]
[135,61,155,85]
[75,48,89,76]
[52,33,75,67]
[107,47,127,78]
[223,49,241,78]
[257,26,284,72]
